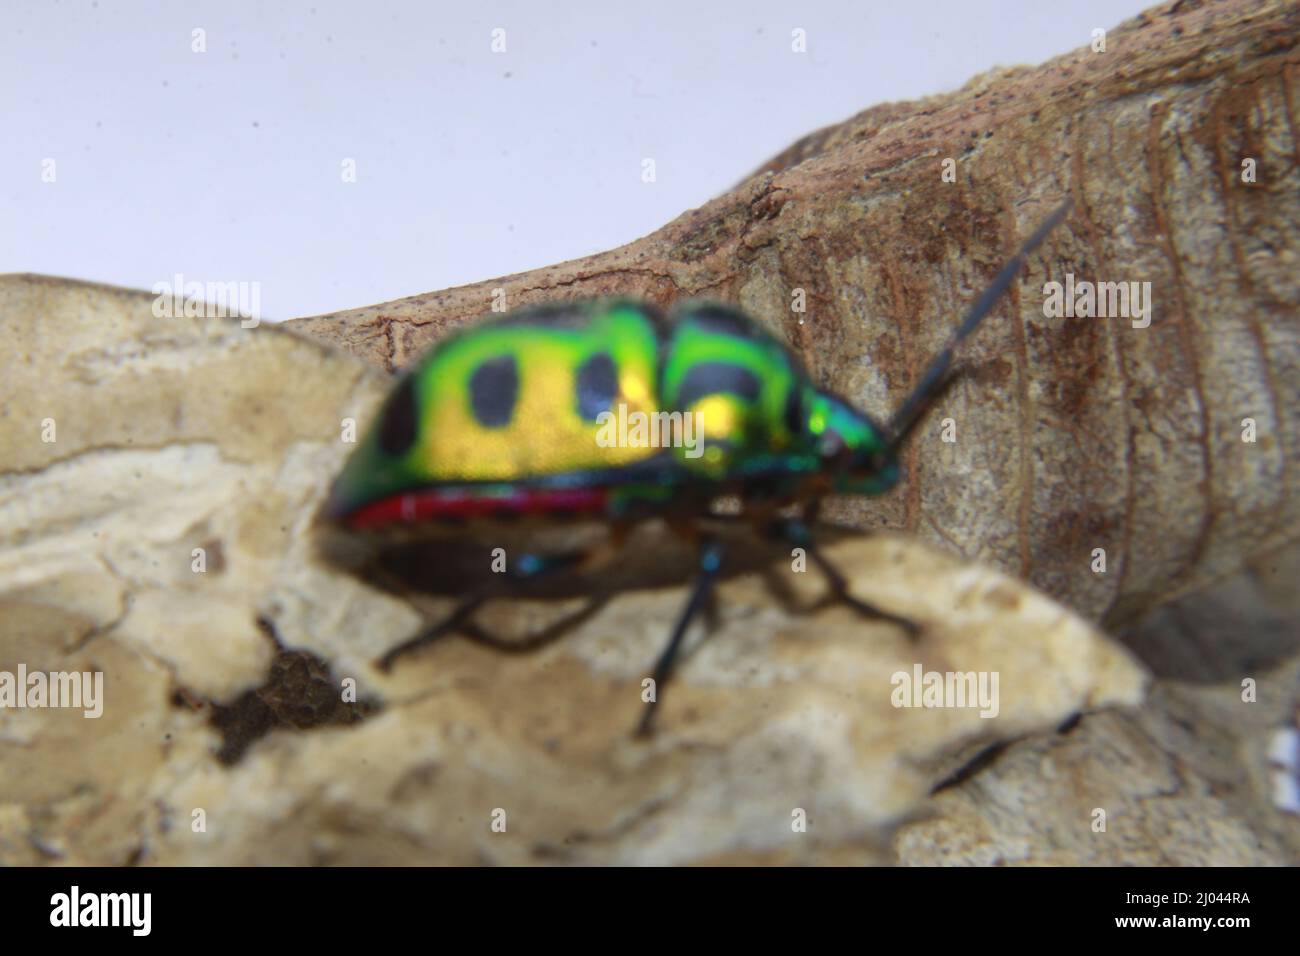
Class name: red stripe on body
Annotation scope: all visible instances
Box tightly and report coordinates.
[346,486,608,530]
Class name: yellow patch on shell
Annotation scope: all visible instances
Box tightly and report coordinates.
[420,336,661,482]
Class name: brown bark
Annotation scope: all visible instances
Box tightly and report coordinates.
[0,275,1145,864]
[286,0,1300,627]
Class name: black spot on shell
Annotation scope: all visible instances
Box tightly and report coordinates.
[378,375,419,457]
[576,352,618,420]
[677,362,762,408]
[783,386,804,436]
[469,354,519,428]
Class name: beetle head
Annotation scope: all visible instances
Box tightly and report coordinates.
[801,390,900,495]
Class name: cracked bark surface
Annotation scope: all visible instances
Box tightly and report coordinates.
[899,541,1300,864]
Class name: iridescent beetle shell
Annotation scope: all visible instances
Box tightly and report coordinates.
[318,200,1073,735]
[322,299,898,531]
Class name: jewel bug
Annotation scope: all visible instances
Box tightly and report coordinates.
[321,200,1072,735]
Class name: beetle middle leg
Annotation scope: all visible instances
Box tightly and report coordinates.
[635,535,726,738]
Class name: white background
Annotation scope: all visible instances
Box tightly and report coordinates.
[3,1,1148,320]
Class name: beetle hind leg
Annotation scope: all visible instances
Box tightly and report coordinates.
[377,593,488,671]
[457,593,611,653]
[374,548,597,672]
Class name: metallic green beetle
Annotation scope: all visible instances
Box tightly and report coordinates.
[322,201,1071,734]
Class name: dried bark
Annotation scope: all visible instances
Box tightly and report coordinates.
[4,274,1292,864]
[0,276,1144,865]
[287,0,1300,629]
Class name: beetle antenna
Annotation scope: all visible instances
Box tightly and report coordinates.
[887,198,1072,448]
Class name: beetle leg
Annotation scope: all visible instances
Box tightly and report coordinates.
[375,549,594,671]
[635,536,726,737]
[458,593,610,652]
[376,593,489,671]
[774,514,920,639]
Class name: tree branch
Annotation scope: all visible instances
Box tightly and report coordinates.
[287,0,1300,627]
